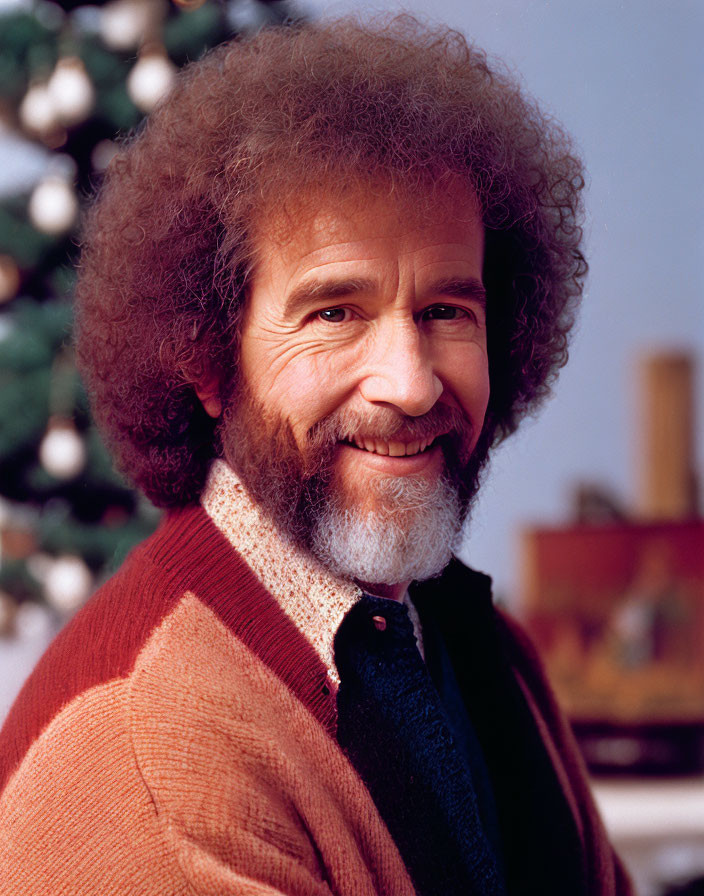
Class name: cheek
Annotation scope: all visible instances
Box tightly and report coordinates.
[257,353,357,446]
[475,362,491,415]
[443,347,490,420]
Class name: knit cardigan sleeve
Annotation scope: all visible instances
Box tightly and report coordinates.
[0,509,415,896]
[0,592,415,895]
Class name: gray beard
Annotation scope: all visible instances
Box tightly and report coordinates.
[310,473,462,586]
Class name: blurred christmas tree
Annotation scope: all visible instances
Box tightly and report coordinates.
[0,0,302,635]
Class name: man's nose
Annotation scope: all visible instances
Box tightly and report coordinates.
[358,321,442,416]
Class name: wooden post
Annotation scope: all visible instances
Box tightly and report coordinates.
[638,352,698,519]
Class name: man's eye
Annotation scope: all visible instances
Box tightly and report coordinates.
[317,308,349,323]
[422,305,473,321]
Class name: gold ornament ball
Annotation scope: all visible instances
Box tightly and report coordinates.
[0,591,16,637]
[0,255,20,305]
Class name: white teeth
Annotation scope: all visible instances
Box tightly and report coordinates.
[349,436,437,455]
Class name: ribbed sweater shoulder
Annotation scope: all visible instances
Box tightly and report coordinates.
[0,505,414,896]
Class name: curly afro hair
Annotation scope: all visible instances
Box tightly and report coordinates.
[76,14,586,508]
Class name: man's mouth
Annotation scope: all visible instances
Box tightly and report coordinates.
[343,435,440,457]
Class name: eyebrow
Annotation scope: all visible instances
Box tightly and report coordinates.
[283,277,375,317]
[429,277,487,309]
[282,274,487,317]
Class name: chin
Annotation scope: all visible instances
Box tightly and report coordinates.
[310,472,463,586]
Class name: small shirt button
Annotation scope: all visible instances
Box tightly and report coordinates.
[371,615,387,631]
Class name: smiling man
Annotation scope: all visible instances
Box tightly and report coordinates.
[0,16,631,896]
[215,185,490,597]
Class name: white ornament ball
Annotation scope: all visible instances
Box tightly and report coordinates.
[101,0,163,51]
[28,176,79,236]
[15,601,54,641]
[91,139,118,172]
[39,421,86,479]
[19,82,59,135]
[127,51,176,113]
[44,556,93,614]
[48,57,95,127]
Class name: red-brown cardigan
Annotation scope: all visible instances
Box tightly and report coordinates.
[0,468,632,895]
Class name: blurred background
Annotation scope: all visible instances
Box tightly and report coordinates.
[0,0,701,892]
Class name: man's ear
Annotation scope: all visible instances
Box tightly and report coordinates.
[194,373,222,418]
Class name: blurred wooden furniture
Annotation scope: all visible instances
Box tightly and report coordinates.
[521,352,703,774]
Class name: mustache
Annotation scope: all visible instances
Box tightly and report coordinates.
[305,403,475,464]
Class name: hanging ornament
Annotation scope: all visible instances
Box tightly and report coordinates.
[48,57,95,127]
[26,552,54,586]
[0,497,10,528]
[127,45,177,113]
[91,139,119,172]
[28,174,79,236]
[39,417,86,480]
[0,102,14,134]
[226,0,265,32]
[34,1,65,30]
[15,600,54,642]
[0,255,20,305]
[0,506,37,560]
[100,0,166,51]
[44,555,93,614]
[71,4,102,36]
[19,81,61,137]
[0,590,16,637]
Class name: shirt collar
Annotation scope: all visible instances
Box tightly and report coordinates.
[201,460,362,685]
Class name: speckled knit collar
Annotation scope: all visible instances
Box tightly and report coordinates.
[201,460,361,686]
[201,460,425,685]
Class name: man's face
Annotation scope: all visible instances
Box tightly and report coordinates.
[221,183,490,592]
